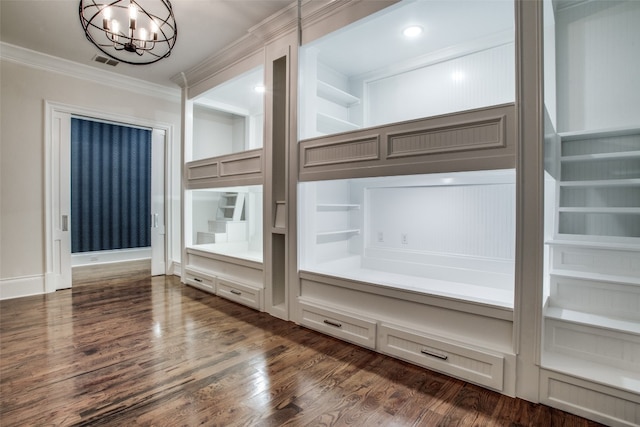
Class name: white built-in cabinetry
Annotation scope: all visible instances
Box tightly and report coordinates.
[300,48,361,138]
[542,128,640,422]
[296,101,519,395]
[183,59,268,311]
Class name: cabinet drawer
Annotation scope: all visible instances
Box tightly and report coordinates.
[184,269,216,294]
[217,277,263,311]
[378,323,504,391]
[298,299,377,349]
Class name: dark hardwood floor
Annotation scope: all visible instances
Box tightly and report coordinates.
[1,266,603,426]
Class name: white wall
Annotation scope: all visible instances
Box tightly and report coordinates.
[543,0,557,131]
[190,191,221,244]
[0,58,182,297]
[364,43,515,127]
[367,183,516,260]
[192,106,238,161]
[556,0,640,132]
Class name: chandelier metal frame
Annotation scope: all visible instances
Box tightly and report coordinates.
[79,0,177,65]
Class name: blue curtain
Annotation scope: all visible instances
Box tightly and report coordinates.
[71,118,151,253]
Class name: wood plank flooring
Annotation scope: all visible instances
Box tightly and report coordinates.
[1,269,603,426]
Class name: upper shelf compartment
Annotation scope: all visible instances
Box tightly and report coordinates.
[190,65,265,163]
[317,81,360,107]
[298,0,515,141]
[556,128,640,241]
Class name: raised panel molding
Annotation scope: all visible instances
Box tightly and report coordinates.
[188,162,219,181]
[186,149,263,188]
[299,103,516,181]
[220,154,262,177]
[302,135,380,167]
[378,322,505,391]
[387,116,505,158]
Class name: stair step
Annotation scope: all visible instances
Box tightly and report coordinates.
[542,352,640,394]
[551,269,640,286]
[547,238,640,251]
[196,232,217,244]
[545,306,640,335]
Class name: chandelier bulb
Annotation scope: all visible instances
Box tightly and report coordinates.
[79,0,177,65]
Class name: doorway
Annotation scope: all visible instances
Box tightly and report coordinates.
[46,103,168,291]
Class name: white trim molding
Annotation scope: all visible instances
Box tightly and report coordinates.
[0,275,46,300]
[0,42,180,101]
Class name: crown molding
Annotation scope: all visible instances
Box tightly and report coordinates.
[169,1,301,91]
[173,0,388,94]
[0,42,180,101]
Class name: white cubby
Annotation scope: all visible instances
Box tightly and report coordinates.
[187,186,263,263]
[191,65,264,162]
[543,127,640,397]
[298,0,515,141]
[557,129,640,239]
[298,169,516,308]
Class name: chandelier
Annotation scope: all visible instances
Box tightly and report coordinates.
[79,0,177,65]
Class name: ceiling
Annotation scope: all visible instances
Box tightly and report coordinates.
[311,0,515,78]
[0,0,292,88]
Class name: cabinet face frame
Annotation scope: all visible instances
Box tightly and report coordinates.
[175,0,559,404]
[264,33,299,321]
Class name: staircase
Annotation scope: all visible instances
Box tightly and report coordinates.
[543,128,640,392]
[196,192,247,244]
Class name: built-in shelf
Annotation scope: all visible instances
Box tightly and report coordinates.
[317,81,361,107]
[558,207,640,214]
[317,112,360,135]
[316,229,361,238]
[561,150,640,162]
[560,179,640,187]
[546,238,640,251]
[544,128,640,403]
[545,306,640,335]
[317,203,361,210]
[551,268,640,286]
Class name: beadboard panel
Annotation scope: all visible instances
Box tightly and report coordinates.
[302,135,380,167]
[556,0,640,132]
[299,104,515,181]
[544,318,640,371]
[550,275,640,320]
[540,370,640,427]
[186,149,263,189]
[219,153,262,176]
[551,245,640,278]
[387,117,504,158]
[367,43,515,128]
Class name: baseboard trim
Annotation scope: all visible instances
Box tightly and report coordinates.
[0,274,46,300]
[72,248,152,267]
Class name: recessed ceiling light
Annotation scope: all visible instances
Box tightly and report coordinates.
[403,25,423,38]
[254,84,266,93]
[452,71,466,82]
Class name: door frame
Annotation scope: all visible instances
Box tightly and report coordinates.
[44,101,175,291]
